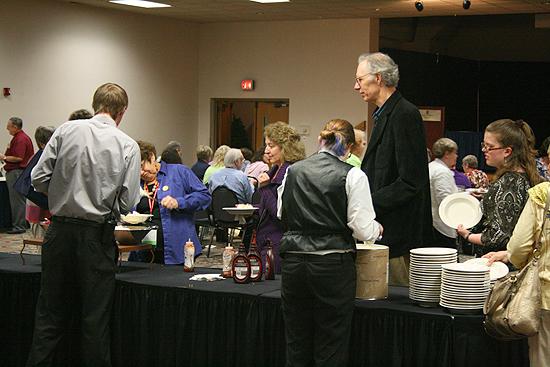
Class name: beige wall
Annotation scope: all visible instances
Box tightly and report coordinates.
[0,0,200,165]
[198,18,377,155]
[1,0,377,165]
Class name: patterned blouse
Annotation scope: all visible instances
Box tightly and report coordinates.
[466,169,490,190]
[475,171,530,257]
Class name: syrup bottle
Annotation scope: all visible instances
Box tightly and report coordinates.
[232,242,251,284]
[265,238,275,280]
[248,235,263,282]
[222,245,235,278]
[184,238,195,272]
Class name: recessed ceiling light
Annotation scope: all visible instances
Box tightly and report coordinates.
[250,0,290,3]
[109,0,171,8]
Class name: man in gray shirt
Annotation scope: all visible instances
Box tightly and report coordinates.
[26,83,141,367]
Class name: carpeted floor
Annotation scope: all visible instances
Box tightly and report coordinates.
[0,227,226,268]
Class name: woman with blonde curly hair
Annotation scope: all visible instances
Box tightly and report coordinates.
[202,145,230,185]
[256,121,306,274]
[277,119,382,366]
[457,119,542,257]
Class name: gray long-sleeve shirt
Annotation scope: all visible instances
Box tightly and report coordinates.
[31,114,141,223]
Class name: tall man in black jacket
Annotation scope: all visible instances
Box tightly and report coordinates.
[356,52,433,286]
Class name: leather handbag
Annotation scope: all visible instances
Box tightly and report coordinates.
[482,187,550,341]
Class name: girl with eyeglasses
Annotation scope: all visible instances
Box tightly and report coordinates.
[457,119,542,257]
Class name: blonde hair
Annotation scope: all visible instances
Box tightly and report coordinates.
[211,145,230,167]
[264,122,306,163]
[351,129,365,156]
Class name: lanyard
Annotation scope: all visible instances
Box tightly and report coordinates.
[144,181,159,214]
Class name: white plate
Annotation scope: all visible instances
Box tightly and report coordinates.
[223,207,258,215]
[438,193,482,229]
[442,262,490,273]
[410,247,457,256]
[464,258,509,280]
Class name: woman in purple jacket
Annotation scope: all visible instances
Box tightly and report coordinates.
[130,141,211,264]
[256,122,306,274]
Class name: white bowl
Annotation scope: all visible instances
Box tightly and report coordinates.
[121,213,153,224]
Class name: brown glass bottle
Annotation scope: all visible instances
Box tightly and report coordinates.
[248,236,263,282]
[265,238,275,280]
[232,242,250,284]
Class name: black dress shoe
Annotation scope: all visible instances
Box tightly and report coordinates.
[7,228,26,234]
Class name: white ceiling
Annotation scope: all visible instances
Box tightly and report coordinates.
[58,0,550,23]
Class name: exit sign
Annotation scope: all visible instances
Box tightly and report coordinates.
[241,80,254,90]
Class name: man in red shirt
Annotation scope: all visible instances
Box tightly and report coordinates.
[0,117,34,233]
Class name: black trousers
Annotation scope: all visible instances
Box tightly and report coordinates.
[281,252,356,367]
[26,218,117,367]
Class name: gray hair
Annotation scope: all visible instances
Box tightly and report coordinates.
[196,145,213,161]
[224,148,242,168]
[462,155,479,169]
[9,117,22,129]
[432,138,458,159]
[166,141,181,151]
[358,52,400,88]
[34,126,55,146]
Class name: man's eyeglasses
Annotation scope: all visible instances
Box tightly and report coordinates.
[355,73,375,85]
[480,142,505,152]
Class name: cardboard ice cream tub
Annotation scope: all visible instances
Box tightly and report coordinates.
[355,243,389,300]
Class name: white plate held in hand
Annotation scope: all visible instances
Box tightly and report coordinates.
[439,193,482,229]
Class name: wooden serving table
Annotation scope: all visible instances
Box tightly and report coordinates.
[20,238,44,265]
[21,238,154,272]
[116,242,154,273]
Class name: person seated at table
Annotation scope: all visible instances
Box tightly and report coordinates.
[429,138,459,248]
[202,145,230,185]
[240,147,253,172]
[191,145,212,181]
[129,141,211,264]
[536,136,550,182]
[67,108,93,121]
[483,181,550,367]
[160,146,182,164]
[244,146,269,180]
[462,154,490,190]
[451,164,471,190]
[344,128,367,168]
[457,119,542,257]
[208,148,254,204]
[208,148,255,247]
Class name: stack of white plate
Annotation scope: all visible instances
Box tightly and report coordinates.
[409,247,458,307]
[440,262,491,314]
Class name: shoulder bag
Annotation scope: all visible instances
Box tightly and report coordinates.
[482,186,550,341]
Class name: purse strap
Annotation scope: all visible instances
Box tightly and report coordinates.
[535,185,550,255]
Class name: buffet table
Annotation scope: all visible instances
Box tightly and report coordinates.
[0,253,528,367]
[0,178,12,228]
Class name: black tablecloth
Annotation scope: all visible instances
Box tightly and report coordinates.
[0,180,12,228]
[0,253,529,367]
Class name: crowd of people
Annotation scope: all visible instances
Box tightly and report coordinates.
[5,52,549,366]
